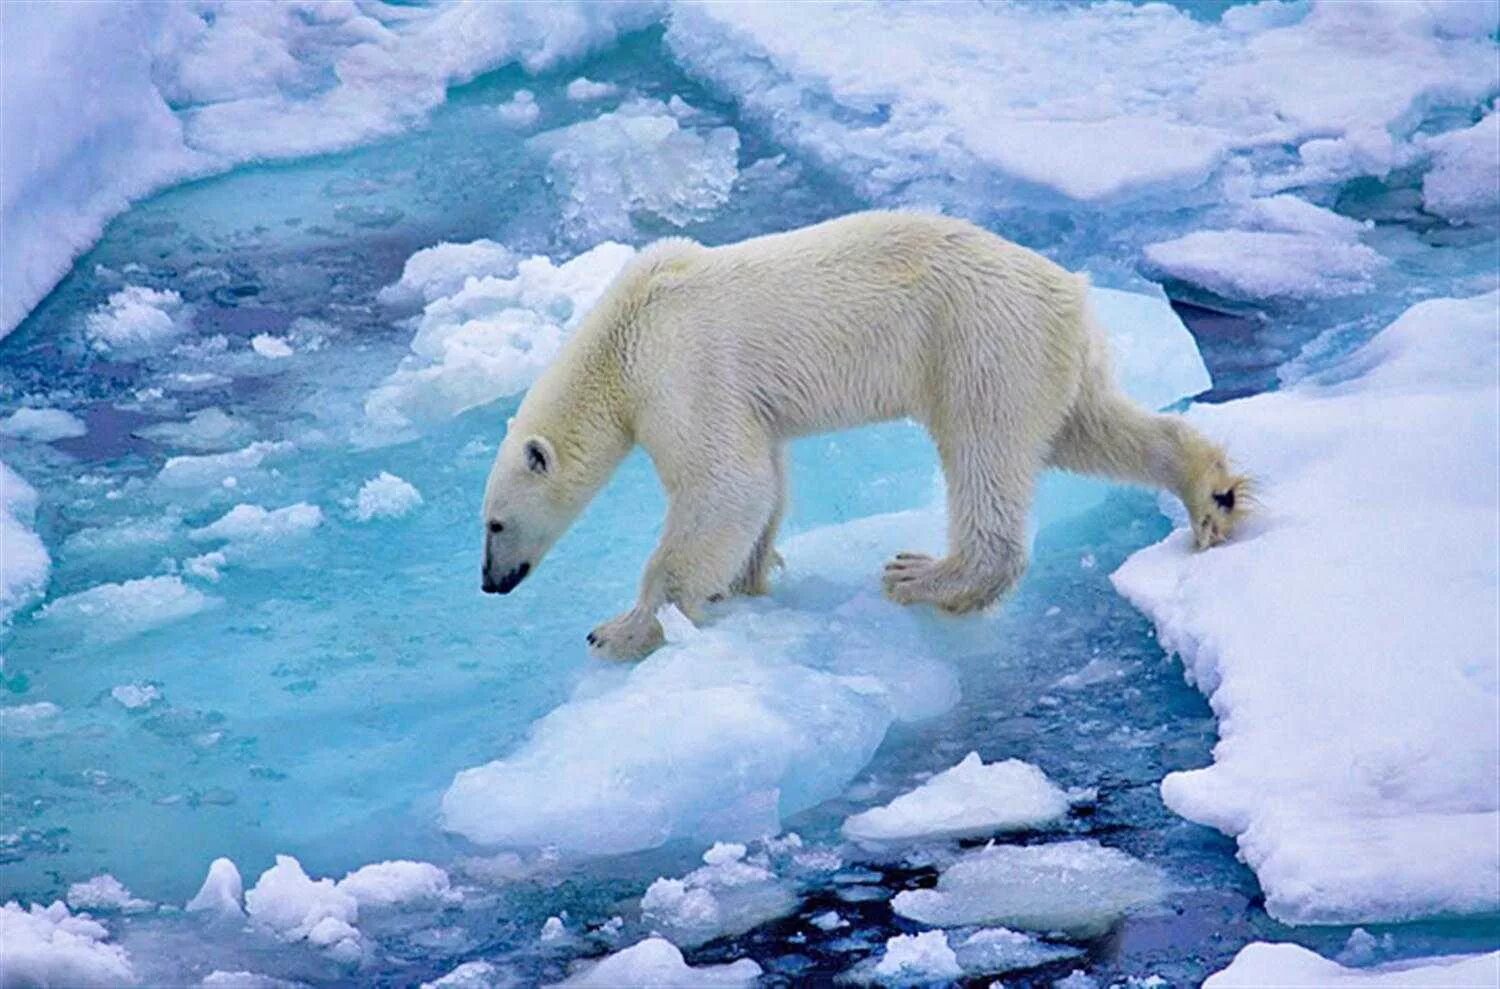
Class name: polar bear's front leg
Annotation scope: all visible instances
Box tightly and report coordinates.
[589,449,779,660]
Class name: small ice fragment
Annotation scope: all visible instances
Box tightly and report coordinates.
[244,855,359,956]
[66,874,153,913]
[186,857,244,918]
[422,961,509,989]
[354,472,422,522]
[496,89,540,128]
[250,334,293,358]
[640,842,797,948]
[540,916,567,942]
[189,503,322,545]
[1,702,61,737]
[566,77,618,101]
[552,937,761,987]
[872,931,962,982]
[336,860,451,908]
[136,408,252,452]
[842,753,1073,843]
[85,285,191,355]
[952,927,1084,976]
[39,576,218,644]
[0,901,136,986]
[201,973,301,989]
[0,407,87,442]
[809,910,845,932]
[110,683,162,710]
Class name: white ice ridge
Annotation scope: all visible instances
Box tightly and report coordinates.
[552,937,761,987]
[1206,943,1500,988]
[1113,292,1500,925]
[1,0,662,337]
[842,752,1074,844]
[666,2,1498,210]
[0,459,49,625]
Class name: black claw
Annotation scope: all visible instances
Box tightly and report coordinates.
[587,632,597,645]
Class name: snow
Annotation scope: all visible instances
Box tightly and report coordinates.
[38,575,219,644]
[353,473,423,522]
[552,937,761,988]
[65,875,153,913]
[364,242,635,440]
[871,930,962,983]
[497,90,541,129]
[529,99,740,243]
[136,408,253,452]
[1113,292,1500,925]
[1206,944,1500,988]
[84,286,193,355]
[1421,112,1500,222]
[1143,229,1383,302]
[665,1,1499,210]
[841,752,1074,844]
[0,408,87,443]
[0,900,137,987]
[0,460,49,625]
[243,855,361,963]
[336,860,451,909]
[890,840,1165,937]
[639,842,797,948]
[565,77,619,101]
[1,0,661,339]
[185,858,245,919]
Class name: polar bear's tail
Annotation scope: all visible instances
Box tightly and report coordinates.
[1047,314,1250,550]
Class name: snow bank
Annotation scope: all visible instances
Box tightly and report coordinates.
[0,460,49,625]
[354,473,422,522]
[364,242,636,440]
[665,1,1498,209]
[0,408,87,443]
[842,752,1073,844]
[1,0,661,338]
[639,842,797,948]
[1206,943,1500,988]
[1112,292,1500,924]
[38,575,218,644]
[0,900,137,986]
[890,840,1164,937]
[529,98,739,242]
[553,937,760,988]
[1421,112,1500,222]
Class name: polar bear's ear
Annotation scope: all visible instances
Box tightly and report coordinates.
[523,436,554,475]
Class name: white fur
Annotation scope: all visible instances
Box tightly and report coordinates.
[482,211,1245,659]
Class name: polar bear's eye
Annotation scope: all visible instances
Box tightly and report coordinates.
[488,521,504,534]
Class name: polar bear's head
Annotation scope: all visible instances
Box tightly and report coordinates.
[480,433,568,594]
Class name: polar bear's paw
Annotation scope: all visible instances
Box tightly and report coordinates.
[587,610,665,662]
[883,553,1005,614]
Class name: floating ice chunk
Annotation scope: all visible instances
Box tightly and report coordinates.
[1421,112,1500,222]
[201,972,301,989]
[565,77,618,101]
[1,459,49,624]
[529,99,739,241]
[156,442,294,490]
[552,937,761,988]
[184,552,228,583]
[1052,657,1132,691]
[1206,943,1500,988]
[540,916,568,942]
[891,840,1165,937]
[810,911,844,931]
[843,753,1073,844]
[0,407,87,442]
[364,242,635,439]
[190,503,323,546]
[1054,971,1101,989]
[84,286,192,355]
[66,875,152,913]
[952,927,1084,976]
[1,702,62,737]
[423,961,513,989]
[0,900,137,986]
[354,473,422,522]
[39,576,218,644]
[639,842,798,948]
[110,683,162,710]
[336,860,451,908]
[1112,292,1500,925]
[377,240,519,309]
[872,931,962,983]
[1143,229,1383,302]
[1238,195,1369,239]
[244,855,360,960]
[136,408,253,452]
[496,90,541,129]
[250,334,293,359]
[186,858,244,919]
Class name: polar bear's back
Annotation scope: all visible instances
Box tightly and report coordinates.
[627,211,1091,438]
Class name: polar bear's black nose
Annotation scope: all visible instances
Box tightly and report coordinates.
[484,562,530,595]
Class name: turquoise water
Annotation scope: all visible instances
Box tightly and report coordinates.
[2,25,1497,988]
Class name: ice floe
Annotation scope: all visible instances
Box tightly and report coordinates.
[552,937,761,987]
[0,459,49,624]
[353,472,423,522]
[1114,292,1500,925]
[84,285,193,356]
[0,900,137,986]
[0,407,87,443]
[1206,943,1500,988]
[38,575,219,644]
[639,842,797,948]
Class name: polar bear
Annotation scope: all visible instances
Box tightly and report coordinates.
[481,212,1247,660]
